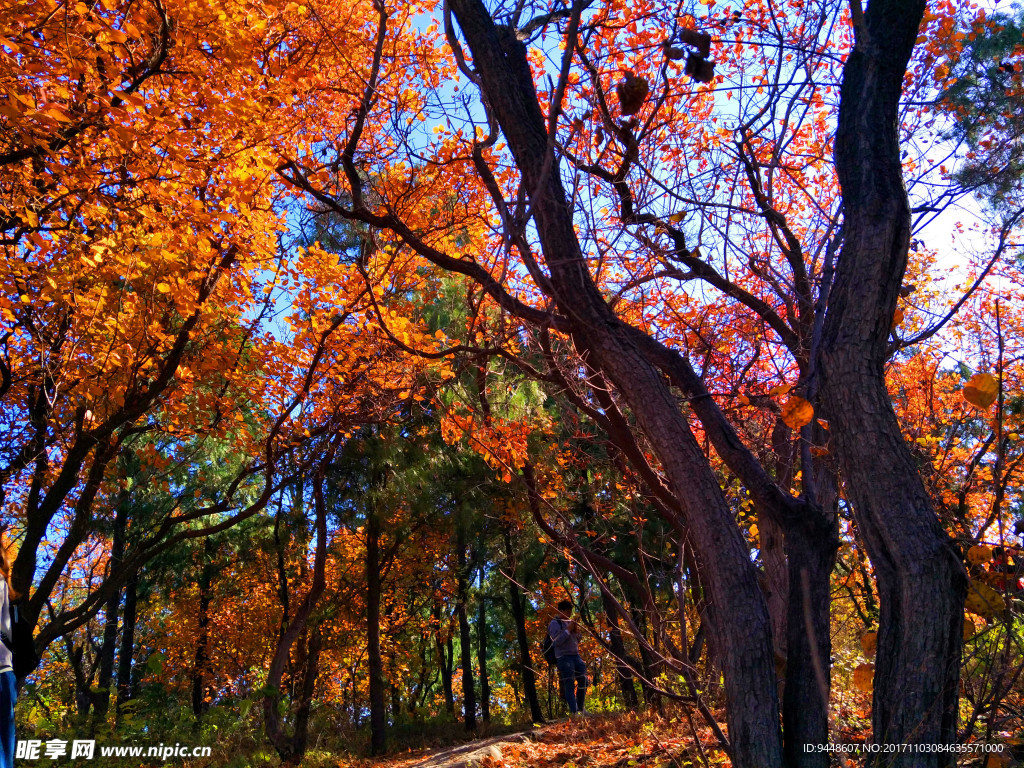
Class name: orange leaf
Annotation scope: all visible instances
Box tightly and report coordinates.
[860,631,877,657]
[780,396,814,430]
[963,373,998,409]
[891,307,905,329]
[967,545,993,565]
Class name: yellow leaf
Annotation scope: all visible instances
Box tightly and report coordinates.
[668,211,685,223]
[963,617,976,641]
[853,662,874,693]
[768,383,792,396]
[156,282,171,293]
[963,373,998,409]
[965,580,1004,619]
[780,396,814,430]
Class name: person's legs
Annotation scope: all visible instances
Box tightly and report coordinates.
[555,656,579,714]
[572,655,587,713]
[0,671,16,768]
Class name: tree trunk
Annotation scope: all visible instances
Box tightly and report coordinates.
[263,475,329,766]
[366,505,387,755]
[446,5,782,763]
[477,585,490,723]
[94,500,127,726]
[389,649,401,723]
[601,589,639,710]
[191,537,215,723]
[456,524,477,731]
[762,419,794,675]
[434,599,455,714]
[116,575,138,715]
[290,626,322,758]
[503,531,544,722]
[781,516,838,768]
[822,0,966,763]
[631,608,660,709]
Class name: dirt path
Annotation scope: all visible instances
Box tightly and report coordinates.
[399,721,566,768]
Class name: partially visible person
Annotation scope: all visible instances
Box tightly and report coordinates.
[0,533,17,768]
[548,600,587,716]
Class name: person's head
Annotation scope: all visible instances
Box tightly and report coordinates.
[557,600,573,617]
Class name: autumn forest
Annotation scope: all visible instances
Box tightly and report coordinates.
[1,0,1023,764]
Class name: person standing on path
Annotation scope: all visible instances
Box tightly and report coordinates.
[548,600,587,716]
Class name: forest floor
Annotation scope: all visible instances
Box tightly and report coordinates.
[343,711,732,768]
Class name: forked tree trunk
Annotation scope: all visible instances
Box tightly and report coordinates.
[821,0,966,763]
[264,476,329,767]
[447,4,783,763]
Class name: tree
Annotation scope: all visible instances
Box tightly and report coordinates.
[819,0,969,759]
[273,0,1008,764]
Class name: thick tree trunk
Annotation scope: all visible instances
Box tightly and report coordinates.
[781,516,837,768]
[447,4,783,763]
[762,419,794,675]
[456,524,477,731]
[366,506,387,755]
[821,0,966,763]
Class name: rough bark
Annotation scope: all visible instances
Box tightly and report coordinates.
[447,4,782,763]
[782,515,837,767]
[821,0,967,763]
[762,420,794,672]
